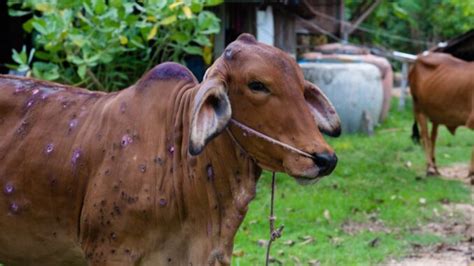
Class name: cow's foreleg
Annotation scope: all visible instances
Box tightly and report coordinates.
[428,123,440,175]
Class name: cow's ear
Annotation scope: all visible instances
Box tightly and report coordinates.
[304,81,341,137]
[189,78,231,155]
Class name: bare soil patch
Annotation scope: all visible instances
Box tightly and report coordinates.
[439,163,472,185]
[387,204,472,266]
[342,218,392,236]
[387,164,473,266]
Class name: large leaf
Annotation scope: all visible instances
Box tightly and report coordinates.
[8,9,31,16]
[92,0,106,14]
[22,18,34,32]
[32,19,48,35]
[77,65,87,79]
[11,47,27,65]
[182,6,193,19]
[204,0,223,7]
[170,32,191,43]
[34,51,51,61]
[194,35,211,46]
[160,15,177,25]
[35,3,54,13]
[183,45,203,56]
[32,62,60,80]
[119,35,128,45]
[190,2,203,13]
[198,11,220,34]
[110,0,122,8]
[147,25,158,40]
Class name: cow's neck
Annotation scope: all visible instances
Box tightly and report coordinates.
[197,131,261,261]
[144,83,261,263]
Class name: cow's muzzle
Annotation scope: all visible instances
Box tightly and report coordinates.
[311,152,338,176]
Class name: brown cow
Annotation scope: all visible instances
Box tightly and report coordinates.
[0,34,340,265]
[410,52,474,176]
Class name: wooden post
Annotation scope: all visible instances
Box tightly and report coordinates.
[273,7,296,57]
[339,0,347,43]
[398,62,408,110]
[212,4,226,58]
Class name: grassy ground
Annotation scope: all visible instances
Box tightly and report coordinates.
[232,99,472,265]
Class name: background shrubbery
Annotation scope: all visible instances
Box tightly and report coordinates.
[345,0,474,53]
[8,0,222,91]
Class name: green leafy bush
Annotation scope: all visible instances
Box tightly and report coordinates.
[8,0,222,91]
[345,0,474,54]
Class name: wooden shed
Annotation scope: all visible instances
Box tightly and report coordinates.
[211,0,345,58]
[211,0,381,59]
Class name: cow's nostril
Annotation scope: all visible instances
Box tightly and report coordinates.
[312,152,338,176]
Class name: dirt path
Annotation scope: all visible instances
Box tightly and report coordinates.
[387,164,473,266]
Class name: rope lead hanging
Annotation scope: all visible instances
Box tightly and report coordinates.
[265,172,284,266]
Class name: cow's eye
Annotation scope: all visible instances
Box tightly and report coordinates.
[248,81,270,94]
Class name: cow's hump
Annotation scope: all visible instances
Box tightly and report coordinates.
[418,52,465,67]
[140,62,197,84]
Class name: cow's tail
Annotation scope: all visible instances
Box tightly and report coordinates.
[411,120,420,144]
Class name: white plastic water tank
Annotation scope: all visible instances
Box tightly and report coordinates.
[300,62,384,134]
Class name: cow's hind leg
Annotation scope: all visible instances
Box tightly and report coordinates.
[415,111,438,176]
[429,123,440,175]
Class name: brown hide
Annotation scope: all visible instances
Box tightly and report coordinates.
[0,34,339,265]
[409,52,474,175]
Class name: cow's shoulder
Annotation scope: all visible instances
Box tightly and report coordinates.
[136,62,197,90]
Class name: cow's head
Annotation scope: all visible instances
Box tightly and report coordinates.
[189,33,340,184]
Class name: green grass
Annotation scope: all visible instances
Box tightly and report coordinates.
[232,99,472,265]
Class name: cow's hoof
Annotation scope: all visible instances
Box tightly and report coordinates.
[426,167,440,176]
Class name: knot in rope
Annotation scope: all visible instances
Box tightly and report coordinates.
[265,172,284,266]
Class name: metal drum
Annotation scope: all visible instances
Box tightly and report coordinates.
[300,62,384,134]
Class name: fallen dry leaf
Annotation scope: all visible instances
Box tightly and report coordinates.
[290,255,302,265]
[324,209,331,220]
[330,236,342,246]
[232,250,244,257]
[300,238,314,245]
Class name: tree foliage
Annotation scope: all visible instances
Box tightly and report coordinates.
[345,0,474,53]
[8,0,222,91]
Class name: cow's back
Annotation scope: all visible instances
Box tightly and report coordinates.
[409,53,474,128]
